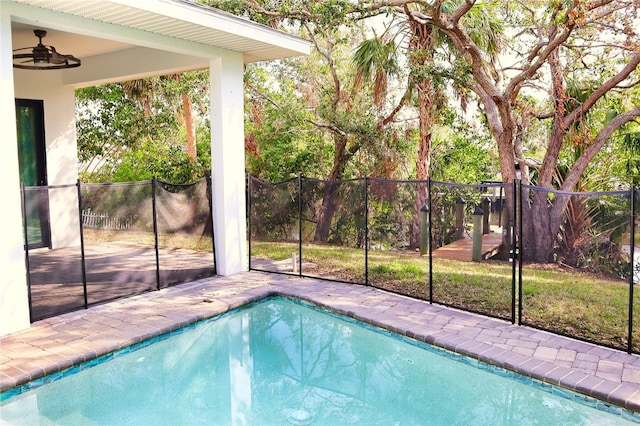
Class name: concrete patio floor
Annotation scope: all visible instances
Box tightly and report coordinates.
[26,243,215,321]
[1,271,640,416]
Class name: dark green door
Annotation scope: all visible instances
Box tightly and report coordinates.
[16,98,51,249]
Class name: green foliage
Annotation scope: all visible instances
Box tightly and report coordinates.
[353,37,399,106]
[206,0,357,29]
[244,63,329,181]
[243,25,415,182]
[559,74,640,189]
[76,84,165,164]
[76,71,211,184]
[110,137,201,183]
[430,114,495,183]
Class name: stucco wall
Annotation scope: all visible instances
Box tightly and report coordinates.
[14,69,80,249]
[0,5,30,335]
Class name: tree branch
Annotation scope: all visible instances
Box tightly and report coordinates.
[304,26,342,108]
[563,52,640,129]
[306,118,347,137]
[561,105,640,192]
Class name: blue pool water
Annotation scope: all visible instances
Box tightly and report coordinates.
[1,298,637,425]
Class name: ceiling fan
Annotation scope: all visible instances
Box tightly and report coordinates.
[13,29,81,70]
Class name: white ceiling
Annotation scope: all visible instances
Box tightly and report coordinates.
[9,0,310,64]
[12,22,132,59]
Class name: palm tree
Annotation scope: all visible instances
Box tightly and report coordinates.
[353,1,503,248]
[123,74,198,166]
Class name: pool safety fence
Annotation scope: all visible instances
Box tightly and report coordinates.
[21,178,216,322]
[248,175,639,354]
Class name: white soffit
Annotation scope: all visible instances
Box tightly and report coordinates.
[10,0,311,63]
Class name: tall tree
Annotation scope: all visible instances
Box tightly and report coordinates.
[209,0,417,241]
[414,0,640,261]
[77,71,211,183]
[124,74,201,165]
[353,1,502,246]
[208,0,639,260]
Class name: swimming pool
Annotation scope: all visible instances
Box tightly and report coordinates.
[1,298,637,425]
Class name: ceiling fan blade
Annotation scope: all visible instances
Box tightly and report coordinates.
[50,52,66,65]
[13,30,81,69]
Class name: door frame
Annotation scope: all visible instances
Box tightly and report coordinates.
[16,98,51,249]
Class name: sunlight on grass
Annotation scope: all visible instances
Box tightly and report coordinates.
[84,229,213,252]
[251,241,299,261]
[251,240,638,351]
[521,267,631,348]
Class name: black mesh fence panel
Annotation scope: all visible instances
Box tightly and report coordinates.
[520,186,632,351]
[24,184,85,321]
[23,172,637,354]
[80,181,157,305]
[430,181,513,321]
[367,179,429,299]
[248,176,300,274]
[156,179,215,288]
[300,177,366,283]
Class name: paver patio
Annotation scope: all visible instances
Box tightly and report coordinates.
[1,271,639,415]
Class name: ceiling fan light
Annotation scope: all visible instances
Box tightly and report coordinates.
[32,45,50,63]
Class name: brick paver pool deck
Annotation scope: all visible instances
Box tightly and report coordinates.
[1,271,640,415]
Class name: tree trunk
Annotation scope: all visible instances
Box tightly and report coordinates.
[521,186,574,263]
[313,135,349,242]
[182,93,197,163]
[408,17,435,249]
[523,198,554,263]
[313,180,340,242]
[409,78,434,248]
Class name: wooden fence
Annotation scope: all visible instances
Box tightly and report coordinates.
[81,210,132,230]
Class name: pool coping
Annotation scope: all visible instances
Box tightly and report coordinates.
[1,271,640,415]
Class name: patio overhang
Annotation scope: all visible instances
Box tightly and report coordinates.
[0,0,310,336]
[7,0,310,87]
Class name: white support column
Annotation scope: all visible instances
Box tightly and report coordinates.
[209,52,247,275]
[0,8,31,335]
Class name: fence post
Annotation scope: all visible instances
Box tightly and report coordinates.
[420,204,429,256]
[482,196,491,234]
[501,194,510,230]
[428,177,433,303]
[628,186,636,354]
[298,174,303,278]
[76,179,88,309]
[516,179,522,325]
[498,186,503,227]
[152,178,161,291]
[472,205,484,261]
[21,183,34,321]
[248,175,252,271]
[364,176,369,285]
[455,197,465,240]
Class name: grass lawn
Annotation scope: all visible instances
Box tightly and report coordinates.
[83,228,214,252]
[251,240,638,352]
